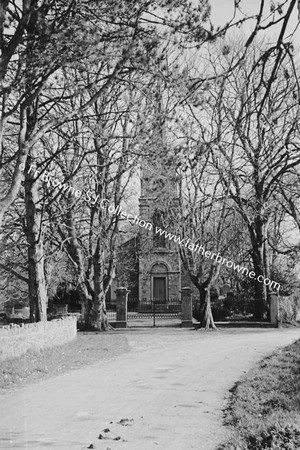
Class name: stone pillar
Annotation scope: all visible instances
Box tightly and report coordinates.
[115,287,129,328]
[181,287,193,328]
[269,291,279,327]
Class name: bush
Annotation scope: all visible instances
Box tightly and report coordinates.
[211,294,254,321]
[50,282,82,313]
[192,293,254,322]
[279,295,299,324]
[270,264,300,297]
[192,291,255,322]
[211,297,227,321]
[245,424,300,450]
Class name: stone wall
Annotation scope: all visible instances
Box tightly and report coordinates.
[0,317,77,361]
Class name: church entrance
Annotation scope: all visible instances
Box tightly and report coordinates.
[127,262,181,327]
[153,276,167,302]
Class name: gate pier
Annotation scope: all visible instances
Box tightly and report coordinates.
[181,287,193,328]
[122,286,193,328]
[115,287,129,328]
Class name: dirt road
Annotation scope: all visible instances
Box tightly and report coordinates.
[0,328,299,450]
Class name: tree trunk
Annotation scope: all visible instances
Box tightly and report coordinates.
[24,158,47,322]
[264,237,271,321]
[0,107,30,230]
[91,291,109,331]
[60,205,93,328]
[251,245,266,320]
[77,275,93,328]
[200,286,217,330]
[91,240,109,331]
[249,218,267,321]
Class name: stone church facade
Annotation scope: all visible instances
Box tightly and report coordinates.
[138,163,181,302]
[114,161,190,303]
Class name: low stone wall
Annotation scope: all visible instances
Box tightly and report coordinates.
[0,317,77,361]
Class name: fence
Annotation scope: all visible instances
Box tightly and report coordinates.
[109,287,193,328]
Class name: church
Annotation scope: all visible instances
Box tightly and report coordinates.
[111,160,191,305]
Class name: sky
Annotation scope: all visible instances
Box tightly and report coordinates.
[209,0,300,44]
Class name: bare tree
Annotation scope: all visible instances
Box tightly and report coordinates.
[169,147,242,329]
[197,42,300,319]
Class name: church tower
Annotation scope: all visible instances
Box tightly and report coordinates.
[138,160,181,302]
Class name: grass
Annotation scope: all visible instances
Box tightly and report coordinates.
[0,332,130,391]
[219,339,300,450]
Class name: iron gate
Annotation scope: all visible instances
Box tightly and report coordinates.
[127,297,181,327]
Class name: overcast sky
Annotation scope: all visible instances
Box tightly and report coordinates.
[209,0,300,43]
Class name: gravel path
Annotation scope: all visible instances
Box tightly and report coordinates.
[0,327,299,450]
